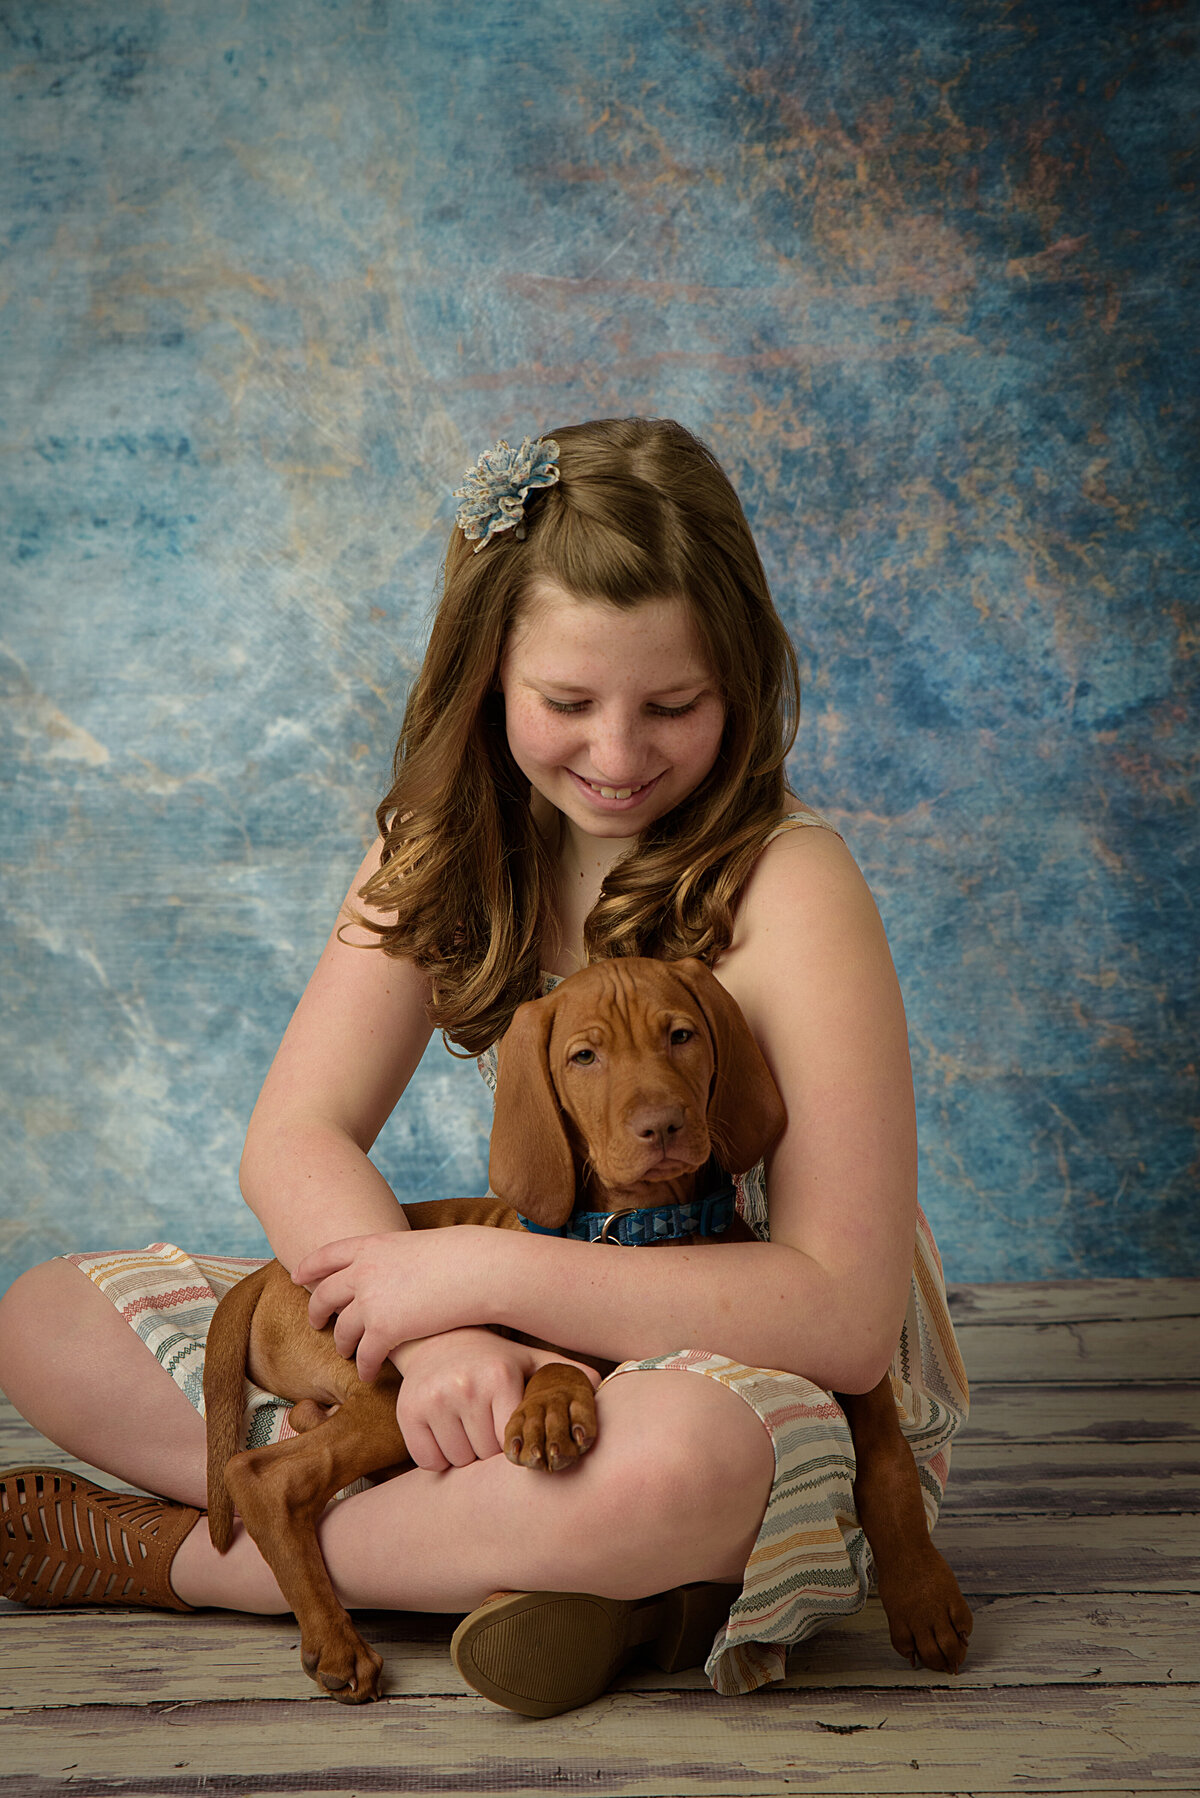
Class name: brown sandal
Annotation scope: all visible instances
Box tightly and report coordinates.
[450,1581,740,1717]
[1,1466,200,1611]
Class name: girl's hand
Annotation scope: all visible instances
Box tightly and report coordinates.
[388,1329,601,1472]
[295,1228,502,1382]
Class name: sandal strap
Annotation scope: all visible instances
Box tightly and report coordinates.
[1,1466,199,1611]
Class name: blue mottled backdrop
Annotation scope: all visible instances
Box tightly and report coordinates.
[2,1,1196,1288]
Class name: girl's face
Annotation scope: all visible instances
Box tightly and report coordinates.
[499,580,725,843]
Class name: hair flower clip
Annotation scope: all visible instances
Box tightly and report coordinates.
[454,436,560,552]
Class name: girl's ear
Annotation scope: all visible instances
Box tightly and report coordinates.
[489,990,577,1226]
[670,957,787,1176]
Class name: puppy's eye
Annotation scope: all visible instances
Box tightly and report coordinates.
[670,1028,693,1045]
[570,1048,596,1065]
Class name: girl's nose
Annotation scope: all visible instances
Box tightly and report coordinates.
[590,748,644,785]
[588,717,647,784]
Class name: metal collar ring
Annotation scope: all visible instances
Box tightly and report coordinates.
[596,1209,637,1244]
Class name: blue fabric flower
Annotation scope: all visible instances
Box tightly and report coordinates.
[453,436,561,551]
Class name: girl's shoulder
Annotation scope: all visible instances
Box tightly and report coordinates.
[716,799,879,998]
[743,798,864,913]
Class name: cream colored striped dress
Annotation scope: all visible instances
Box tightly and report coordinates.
[67,811,968,1697]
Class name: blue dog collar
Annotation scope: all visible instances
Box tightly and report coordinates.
[520,1180,736,1246]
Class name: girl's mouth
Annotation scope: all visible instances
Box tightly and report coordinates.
[567,770,662,809]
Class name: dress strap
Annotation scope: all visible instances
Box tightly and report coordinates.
[763,807,841,845]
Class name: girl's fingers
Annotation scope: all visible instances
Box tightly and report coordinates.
[399,1404,491,1470]
[415,1412,472,1466]
[293,1240,357,1287]
[441,1412,494,1467]
[307,1274,354,1330]
[355,1332,392,1384]
[333,1308,362,1361]
[489,1371,527,1453]
[398,1416,451,1473]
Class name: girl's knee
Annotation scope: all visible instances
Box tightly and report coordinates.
[2,1254,94,1315]
[585,1372,774,1571]
[0,1258,107,1389]
[652,1383,773,1520]
[0,1256,70,1337]
[0,1260,63,1390]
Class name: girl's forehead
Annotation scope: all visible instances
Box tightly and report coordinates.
[506,579,708,663]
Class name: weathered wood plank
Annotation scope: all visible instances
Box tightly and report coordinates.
[3,1594,1196,1708]
[955,1317,1200,1383]
[929,1512,1199,1594]
[962,1382,1200,1443]
[941,1438,1200,1515]
[1,1686,1196,1795]
[779,1593,1200,1688]
[947,1281,1200,1326]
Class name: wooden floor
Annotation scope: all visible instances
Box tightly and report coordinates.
[2,1279,1198,1796]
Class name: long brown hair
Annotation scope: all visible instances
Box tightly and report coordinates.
[357,417,800,1054]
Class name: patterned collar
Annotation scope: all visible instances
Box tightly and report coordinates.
[519,1177,737,1246]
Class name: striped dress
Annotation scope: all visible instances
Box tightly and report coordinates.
[67,810,969,1698]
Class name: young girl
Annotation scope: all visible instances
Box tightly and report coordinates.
[0,418,968,1711]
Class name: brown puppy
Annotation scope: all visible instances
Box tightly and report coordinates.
[204,955,970,1702]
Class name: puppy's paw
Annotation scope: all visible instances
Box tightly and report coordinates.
[301,1619,384,1703]
[503,1364,598,1472]
[877,1547,973,1674]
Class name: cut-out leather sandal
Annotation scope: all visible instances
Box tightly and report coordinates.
[450,1580,741,1717]
[1,1466,200,1611]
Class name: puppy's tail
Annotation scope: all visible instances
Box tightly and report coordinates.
[203,1261,273,1552]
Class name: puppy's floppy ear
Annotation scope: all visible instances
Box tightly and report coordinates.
[488,988,577,1227]
[670,957,787,1176]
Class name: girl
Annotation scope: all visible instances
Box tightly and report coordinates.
[0,418,968,1711]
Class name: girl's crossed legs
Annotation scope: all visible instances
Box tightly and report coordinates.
[0,1257,774,1615]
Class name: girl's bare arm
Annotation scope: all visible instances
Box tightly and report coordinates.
[711,821,919,1385]
[239,841,434,1272]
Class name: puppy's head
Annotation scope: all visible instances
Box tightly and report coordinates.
[488,956,786,1226]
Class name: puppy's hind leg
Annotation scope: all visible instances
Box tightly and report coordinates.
[839,1376,973,1674]
[223,1384,406,1704]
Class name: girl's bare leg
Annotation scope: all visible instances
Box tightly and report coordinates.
[171,1369,773,1613]
[0,1259,210,1509]
[1,1260,774,1614]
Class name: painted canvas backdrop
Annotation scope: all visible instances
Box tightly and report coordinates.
[2,1,1196,1289]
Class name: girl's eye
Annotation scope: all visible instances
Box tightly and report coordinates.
[570,1048,596,1065]
[670,1028,693,1045]
[541,697,701,718]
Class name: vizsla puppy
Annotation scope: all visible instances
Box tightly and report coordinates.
[204,955,970,1703]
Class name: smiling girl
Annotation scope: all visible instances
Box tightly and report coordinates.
[0,418,968,1712]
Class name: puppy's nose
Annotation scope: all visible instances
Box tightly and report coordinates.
[627,1105,687,1153]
